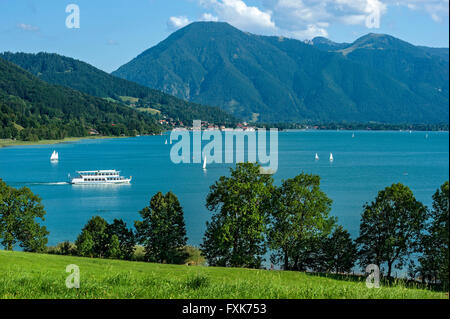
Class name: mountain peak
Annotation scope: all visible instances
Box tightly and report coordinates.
[310,37,349,51]
[340,32,422,56]
[174,21,242,36]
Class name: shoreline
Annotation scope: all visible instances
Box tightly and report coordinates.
[0,136,128,148]
[2,129,448,148]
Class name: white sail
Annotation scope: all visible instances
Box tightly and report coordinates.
[165,139,168,145]
[203,155,207,170]
[352,133,355,138]
[315,153,319,160]
[50,150,58,161]
[329,153,334,162]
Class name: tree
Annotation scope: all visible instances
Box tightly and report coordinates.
[418,181,449,289]
[75,231,94,257]
[75,216,109,258]
[0,180,48,252]
[268,173,334,271]
[356,183,427,278]
[201,163,273,268]
[106,234,121,259]
[135,191,187,264]
[321,226,357,274]
[107,219,136,260]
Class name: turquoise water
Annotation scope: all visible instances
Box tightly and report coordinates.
[0,131,448,247]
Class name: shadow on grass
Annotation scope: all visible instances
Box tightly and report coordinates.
[304,271,447,293]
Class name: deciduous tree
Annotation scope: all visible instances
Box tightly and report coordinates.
[268,173,334,271]
[321,226,357,274]
[357,183,427,278]
[75,216,109,258]
[107,218,136,260]
[135,192,187,264]
[418,181,449,289]
[201,163,273,268]
[0,180,48,252]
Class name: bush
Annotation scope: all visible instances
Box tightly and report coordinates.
[47,241,76,255]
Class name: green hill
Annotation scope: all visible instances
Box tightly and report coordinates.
[0,52,237,125]
[0,250,446,299]
[0,57,162,141]
[112,22,449,124]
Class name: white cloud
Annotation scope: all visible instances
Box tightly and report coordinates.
[262,0,387,35]
[201,13,219,21]
[17,23,39,32]
[194,0,387,39]
[167,16,191,30]
[286,24,329,38]
[199,0,276,31]
[170,0,447,40]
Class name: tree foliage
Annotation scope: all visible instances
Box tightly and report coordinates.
[357,183,427,278]
[74,216,135,259]
[201,163,274,268]
[107,219,136,260]
[268,173,335,271]
[0,179,48,252]
[418,181,449,289]
[135,192,187,264]
[320,226,357,274]
[75,216,109,258]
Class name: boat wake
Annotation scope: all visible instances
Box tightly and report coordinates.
[45,182,69,185]
[28,182,69,186]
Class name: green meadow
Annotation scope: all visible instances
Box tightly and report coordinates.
[0,250,447,299]
[0,136,124,148]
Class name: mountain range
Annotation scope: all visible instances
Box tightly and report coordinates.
[112,22,449,124]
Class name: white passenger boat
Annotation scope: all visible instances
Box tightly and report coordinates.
[69,170,132,184]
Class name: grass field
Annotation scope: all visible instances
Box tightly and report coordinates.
[0,250,447,299]
[0,136,125,148]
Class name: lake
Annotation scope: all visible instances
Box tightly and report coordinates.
[0,131,448,247]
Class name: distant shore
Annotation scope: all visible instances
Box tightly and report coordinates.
[0,136,127,148]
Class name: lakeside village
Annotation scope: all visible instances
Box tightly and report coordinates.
[158,118,257,132]
[84,114,449,138]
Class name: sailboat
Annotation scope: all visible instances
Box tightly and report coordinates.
[50,150,59,162]
[315,153,319,161]
[352,133,355,138]
[329,153,334,162]
[165,139,168,145]
[203,155,207,170]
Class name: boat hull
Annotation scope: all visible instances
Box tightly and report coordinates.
[70,179,131,185]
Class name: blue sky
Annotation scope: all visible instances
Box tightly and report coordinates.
[0,0,448,72]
